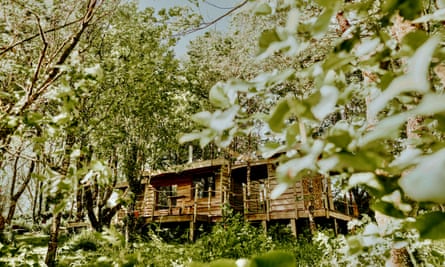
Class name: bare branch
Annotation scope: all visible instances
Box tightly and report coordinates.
[28,14,48,98]
[0,18,83,57]
[203,1,236,10]
[17,0,103,115]
[175,0,248,37]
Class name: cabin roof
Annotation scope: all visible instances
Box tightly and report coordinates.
[115,158,275,188]
[143,158,228,178]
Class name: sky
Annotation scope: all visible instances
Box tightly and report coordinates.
[137,0,242,57]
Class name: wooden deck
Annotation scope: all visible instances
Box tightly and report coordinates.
[117,159,358,239]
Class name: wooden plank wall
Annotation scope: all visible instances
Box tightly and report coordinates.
[137,174,224,218]
[268,176,305,213]
[244,164,330,219]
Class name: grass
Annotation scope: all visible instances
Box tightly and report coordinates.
[15,232,70,247]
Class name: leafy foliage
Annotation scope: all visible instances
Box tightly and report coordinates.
[181,0,445,264]
[191,212,274,262]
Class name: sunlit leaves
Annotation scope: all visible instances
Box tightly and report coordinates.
[267,98,291,132]
[414,8,445,23]
[412,212,445,240]
[368,37,439,119]
[182,0,445,246]
[399,148,445,203]
[382,0,424,20]
[311,85,339,120]
[254,2,272,15]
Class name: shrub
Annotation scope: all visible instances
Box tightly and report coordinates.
[190,212,274,262]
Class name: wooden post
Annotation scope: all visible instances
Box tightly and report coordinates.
[224,186,228,205]
[323,176,329,215]
[208,186,211,215]
[350,190,359,217]
[151,189,155,219]
[246,162,251,196]
[261,220,267,235]
[168,197,172,215]
[333,218,338,236]
[193,186,198,223]
[327,177,334,210]
[290,218,297,237]
[189,220,195,242]
[266,194,270,221]
[242,184,247,214]
[293,183,299,219]
[308,213,316,234]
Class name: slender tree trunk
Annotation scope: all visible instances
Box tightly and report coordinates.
[45,212,62,267]
[75,185,84,222]
[32,179,40,224]
[37,181,43,221]
[6,160,35,224]
[45,133,75,266]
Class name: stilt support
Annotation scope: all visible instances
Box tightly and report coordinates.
[189,221,195,242]
[261,220,267,235]
[290,218,297,237]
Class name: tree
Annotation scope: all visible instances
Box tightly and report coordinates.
[63,2,206,235]
[182,0,445,265]
[0,0,119,265]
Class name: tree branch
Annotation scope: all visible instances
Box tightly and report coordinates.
[0,18,83,57]
[16,0,102,115]
[28,14,48,99]
[175,0,248,37]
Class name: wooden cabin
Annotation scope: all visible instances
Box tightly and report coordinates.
[118,158,357,240]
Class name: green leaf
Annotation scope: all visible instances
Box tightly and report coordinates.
[267,98,291,132]
[399,148,445,203]
[388,148,422,170]
[349,172,383,191]
[209,105,239,132]
[311,85,338,120]
[334,150,386,172]
[401,30,429,52]
[372,201,406,218]
[326,122,353,149]
[414,93,445,115]
[368,37,439,118]
[383,0,423,20]
[255,3,272,15]
[312,8,336,38]
[192,111,212,127]
[251,251,296,267]
[179,131,203,144]
[276,140,324,182]
[360,113,408,145]
[412,212,445,239]
[209,83,230,109]
[258,30,281,53]
[260,142,287,159]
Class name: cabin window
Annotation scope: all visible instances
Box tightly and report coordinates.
[156,185,177,209]
[192,176,215,198]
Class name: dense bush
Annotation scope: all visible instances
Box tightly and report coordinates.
[189,213,275,262]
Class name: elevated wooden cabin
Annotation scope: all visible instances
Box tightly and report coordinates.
[118,158,357,240]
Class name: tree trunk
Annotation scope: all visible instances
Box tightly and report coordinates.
[85,184,102,231]
[365,13,417,267]
[75,185,84,222]
[45,133,76,266]
[0,215,5,231]
[6,160,35,224]
[45,212,62,267]
[32,180,41,224]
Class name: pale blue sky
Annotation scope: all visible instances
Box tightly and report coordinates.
[137,0,241,57]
